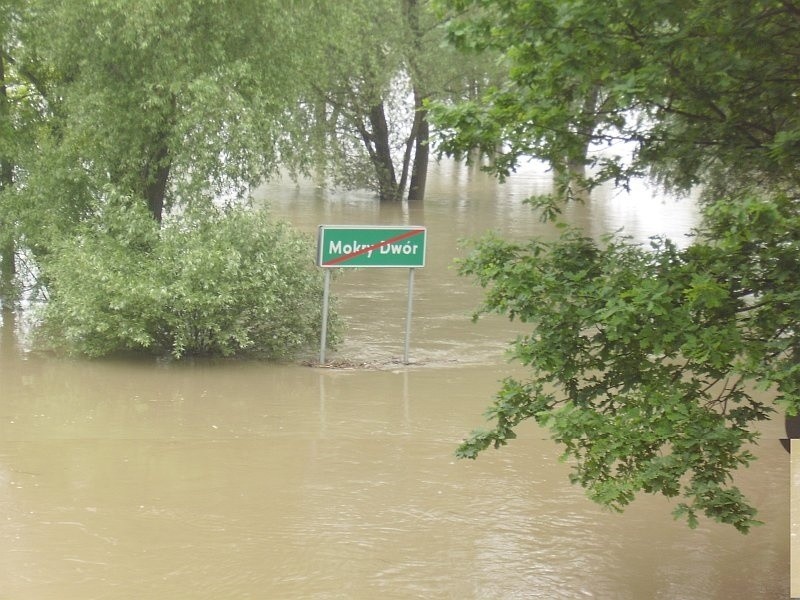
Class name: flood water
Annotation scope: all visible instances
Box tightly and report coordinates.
[0,160,789,598]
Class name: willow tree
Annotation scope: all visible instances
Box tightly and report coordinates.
[301,0,423,202]
[303,0,496,203]
[0,0,19,309]
[19,0,320,226]
[0,41,13,310]
[432,0,620,197]
[432,0,800,532]
[1,0,339,358]
[0,0,43,314]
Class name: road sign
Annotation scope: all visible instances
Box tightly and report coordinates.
[317,225,426,268]
[316,224,427,365]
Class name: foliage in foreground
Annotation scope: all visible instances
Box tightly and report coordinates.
[432,0,800,532]
[457,189,800,532]
[39,199,335,359]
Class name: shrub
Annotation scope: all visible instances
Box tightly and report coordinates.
[39,199,337,359]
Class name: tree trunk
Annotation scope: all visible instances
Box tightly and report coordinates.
[367,103,400,202]
[312,99,329,186]
[403,0,429,203]
[0,49,16,309]
[0,239,13,310]
[141,98,176,223]
[142,140,171,223]
[407,87,429,203]
[553,85,600,200]
[0,53,9,192]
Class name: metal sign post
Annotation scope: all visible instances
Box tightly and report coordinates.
[316,225,427,366]
[404,267,415,364]
[319,268,332,365]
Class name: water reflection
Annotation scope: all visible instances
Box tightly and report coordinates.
[577,179,701,247]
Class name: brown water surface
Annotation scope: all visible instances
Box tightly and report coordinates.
[0,161,789,598]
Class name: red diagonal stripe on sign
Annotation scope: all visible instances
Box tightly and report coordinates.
[323,228,424,266]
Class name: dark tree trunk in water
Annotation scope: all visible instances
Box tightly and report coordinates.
[0,239,13,310]
[354,0,432,205]
[403,0,430,203]
[312,99,329,185]
[367,103,399,202]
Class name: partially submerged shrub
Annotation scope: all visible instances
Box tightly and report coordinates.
[39,200,337,358]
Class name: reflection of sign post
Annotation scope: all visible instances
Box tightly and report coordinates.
[316,225,427,365]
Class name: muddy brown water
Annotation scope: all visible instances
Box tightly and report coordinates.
[0,161,789,598]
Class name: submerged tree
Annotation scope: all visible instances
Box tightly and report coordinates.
[301,0,429,202]
[19,0,319,226]
[0,38,13,311]
[40,200,334,359]
[432,0,623,197]
[304,0,499,202]
[0,0,339,358]
[432,0,800,532]
[0,0,20,310]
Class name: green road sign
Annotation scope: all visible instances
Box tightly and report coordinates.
[317,225,427,268]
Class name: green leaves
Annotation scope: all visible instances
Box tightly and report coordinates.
[39,200,335,359]
[13,0,324,230]
[433,0,800,196]
[457,222,782,532]
[439,0,800,532]
[2,0,360,359]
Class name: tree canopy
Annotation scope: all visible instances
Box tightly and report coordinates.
[434,0,800,197]
[19,0,320,223]
[0,0,506,358]
[303,0,498,202]
[0,0,342,358]
[432,0,800,532]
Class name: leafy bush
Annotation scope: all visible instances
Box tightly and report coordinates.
[39,198,337,359]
